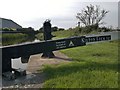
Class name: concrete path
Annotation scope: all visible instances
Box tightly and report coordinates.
[27,51,71,73]
[2,51,71,89]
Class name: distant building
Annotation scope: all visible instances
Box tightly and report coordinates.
[0,18,22,29]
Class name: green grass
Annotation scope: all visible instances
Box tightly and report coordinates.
[52,30,79,39]
[35,30,78,40]
[36,28,101,40]
[42,40,119,88]
[35,33,44,40]
[52,29,100,39]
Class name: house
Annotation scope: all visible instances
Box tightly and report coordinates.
[0,18,22,30]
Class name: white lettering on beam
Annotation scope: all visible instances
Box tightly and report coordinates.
[56,41,66,49]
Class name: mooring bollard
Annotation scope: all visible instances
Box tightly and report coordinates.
[41,19,55,58]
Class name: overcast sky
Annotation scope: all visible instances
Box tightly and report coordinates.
[0,0,119,30]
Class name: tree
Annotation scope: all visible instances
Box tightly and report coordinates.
[52,26,58,32]
[39,27,43,32]
[76,4,109,28]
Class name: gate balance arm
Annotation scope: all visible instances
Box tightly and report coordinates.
[1,35,111,59]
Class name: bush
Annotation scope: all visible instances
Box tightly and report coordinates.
[17,27,35,36]
[52,26,58,32]
[100,27,111,32]
[58,28,65,31]
[2,28,15,31]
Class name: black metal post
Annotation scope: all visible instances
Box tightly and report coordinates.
[41,19,55,58]
[2,57,12,73]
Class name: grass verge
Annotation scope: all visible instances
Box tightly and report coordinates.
[42,40,119,88]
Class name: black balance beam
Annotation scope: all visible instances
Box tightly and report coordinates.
[0,35,111,73]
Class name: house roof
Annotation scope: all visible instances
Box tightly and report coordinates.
[0,17,22,28]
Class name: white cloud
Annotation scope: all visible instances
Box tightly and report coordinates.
[0,0,74,20]
[0,0,119,29]
[75,0,119,2]
[0,0,76,29]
